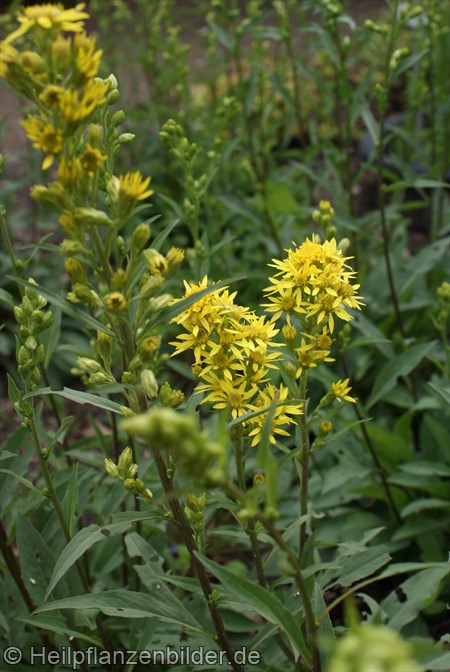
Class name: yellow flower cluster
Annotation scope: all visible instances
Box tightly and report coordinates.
[1,2,152,221]
[171,277,302,445]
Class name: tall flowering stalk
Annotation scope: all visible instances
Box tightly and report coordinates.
[0,5,243,670]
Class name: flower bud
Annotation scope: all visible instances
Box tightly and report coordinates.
[143,249,168,275]
[104,458,119,478]
[141,369,159,399]
[74,207,112,227]
[132,223,151,251]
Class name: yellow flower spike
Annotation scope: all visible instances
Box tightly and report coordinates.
[105,292,127,311]
[331,378,356,403]
[4,3,89,44]
[80,144,107,174]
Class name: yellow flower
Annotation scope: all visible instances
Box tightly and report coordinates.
[0,41,20,79]
[199,374,256,419]
[118,171,154,202]
[331,378,356,403]
[105,292,127,311]
[20,116,62,169]
[74,32,103,80]
[171,276,225,336]
[60,79,109,125]
[247,384,303,447]
[58,157,82,185]
[39,84,64,108]
[319,420,333,434]
[80,143,106,174]
[5,3,89,44]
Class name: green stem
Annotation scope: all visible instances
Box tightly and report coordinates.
[298,375,310,559]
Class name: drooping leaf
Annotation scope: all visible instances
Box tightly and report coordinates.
[337,546,391,587]
[196,553,311,665]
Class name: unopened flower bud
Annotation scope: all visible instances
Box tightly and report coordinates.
[141,369,159,399]
[104,458,119,478]
[132,223,151,251]
[143,248,168,275]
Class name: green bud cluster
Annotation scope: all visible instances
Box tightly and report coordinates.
[13,279,53,391]
[184,492,207,534]
[312,199,336,238]
[158,381,185,408]
[328,623,422,672]
[122,408,226,486]
[104,447,153,502]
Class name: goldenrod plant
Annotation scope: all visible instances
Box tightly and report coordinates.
[0,3,448,672]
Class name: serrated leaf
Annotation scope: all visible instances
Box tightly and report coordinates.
[23,387,123,414]
[196,553,311,665]
[366,341,437,410]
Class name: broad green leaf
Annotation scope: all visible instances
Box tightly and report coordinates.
[24,387,123,414]
[337,546,391,587]
[383,567,449,631]
[399,461,450,478]
[10,277,113,335]
[34,590,216,635]
[62,464,79,537]
[208,20,232,50]
[18,613,102,646]
[216,195,261,225]
[16,515,60,603]
[196,554,311,665]
[400,239,450,295]
[45,521,136,598]
[366,341,437,410]
[353,314,394,359]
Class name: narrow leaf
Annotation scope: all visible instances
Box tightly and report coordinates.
[23,387,123,414]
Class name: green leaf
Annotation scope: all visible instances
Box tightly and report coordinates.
[45,521,136,599]
[42,308,61,369]
[361,105,379,145]
[313,583,334,671]
[9,277,113,335]
[23,387,123,414]
[216,195,261,225]
[0,469,44,496]
[34,590,216,635]
[337,546,391,587]
[400,239,450,295]
[208,20,232,50]
[427,382,450,406]
[62,464,79,537]
[18,613,102,646]
[16,515,60,603]
[401,498,450,517]
[366,341,437,410]
[399,461,450,478]
[383,567,449,630]
[196,554,311,665]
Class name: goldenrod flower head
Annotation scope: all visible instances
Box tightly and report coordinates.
[118,171,154,202]
[64,257,86,283]
[319,419,333,434]
[247,383,303,447]
[20,50,46,76]
[60,78,108,125]
[80,143,106,174]
[198,373,256,419]
[282,323,297,344]
[58,157,82,185]
[5,3,89,44]
[138,334,161,359]
[20,116,62,169]
[74,31,103,80]
[166,246,185,273]
[143,248,168,276]
[0,41,19,79]
[264,236,363,332]
[39,84,64,108]
[331,378,356,403]
[105,292,126,311]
